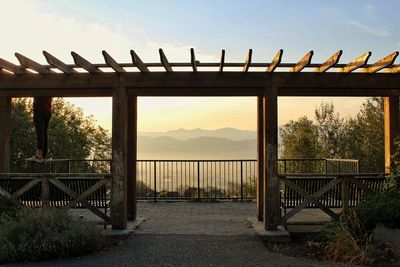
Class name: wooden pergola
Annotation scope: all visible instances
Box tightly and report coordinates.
[0,49,399,230]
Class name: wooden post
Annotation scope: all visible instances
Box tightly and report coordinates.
[41,176,49,207]
[127,96,137,221]
[257,95,264,221]
[384,97,400,174]
[0,97,11,173]
[111,87,128,230]
[341,176,349,214]
[263,86,280,230]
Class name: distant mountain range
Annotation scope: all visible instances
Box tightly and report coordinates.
[137,128,257,160]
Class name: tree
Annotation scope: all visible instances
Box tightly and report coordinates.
[10,98,111,172]
[280,116,319,159]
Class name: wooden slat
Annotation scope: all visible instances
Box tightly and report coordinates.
[11,178,40,199]
[292,51,313,72]
[243,49,252,72]
[15,53,53,74]
[102,51,125,73]
[366,51,399,73]
[71,51,102,73]
[266,49,283,72]
[49,178,110,222]
[190,48,197,72]
[219,50,225,72]
[386,64,400,73]
[43,51,76,74]
[159,49,173,72]
[314,50,342,73]
[66,178,109,208]
[0,58,27,74]
[340,52,371,73]
[130,50,150,72]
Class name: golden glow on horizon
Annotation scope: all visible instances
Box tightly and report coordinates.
[65,97,367,132]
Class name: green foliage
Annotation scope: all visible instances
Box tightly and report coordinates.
[0,197,18,217]
[355,192,400,230]
[11,98,111,172]
[0,208,104,263]
[321,210,372,265]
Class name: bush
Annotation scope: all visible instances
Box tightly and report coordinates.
[0,208,104,263]
[0,196,18,217]
[355,192,400,230]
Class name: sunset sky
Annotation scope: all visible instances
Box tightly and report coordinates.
[1,0,398,131]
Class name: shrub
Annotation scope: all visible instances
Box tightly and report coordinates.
[0,208,104,263]
[0,196,18,217]
[355,192,400,230]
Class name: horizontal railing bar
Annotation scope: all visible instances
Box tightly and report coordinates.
[279,173,385,177]
[0,173,111,178]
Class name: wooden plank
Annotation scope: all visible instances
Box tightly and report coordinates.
[366,52,398,73]
[0,58,27,74]
[266,49,283,72]
[111,87,128,229]
[0,97,11,173]
[159,49,173,72]
[263,85,279,230]
[15,53,53,74]
[130,50,150,72]
[41,176,49,207]
[386,64,400,73]
[49,178,110,222]
[11,178,40,199]
[127,96,137,221]
[340,52,371,73]
[314,50,342,73]
[341,177,349,214]
[66,178,109,208]
[102,51,126,73]
[243,49,252,72]
[190,48,197,72]
[43,51,77,74]
[292,51,313,72]
[384,97,400,173]
[257,95,264,221]
[71,51,102,73]
[219,50,225,72]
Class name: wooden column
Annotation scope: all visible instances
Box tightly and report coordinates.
[127,96,137,221]
[0,97,11,173]
[257,95,264,221]
[111,87,128,230]
[384,96,400,174]
[263,86,280,230]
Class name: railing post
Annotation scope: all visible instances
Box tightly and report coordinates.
[41,176,50,208]
[240,161,243,202]
[341,175,350,214]
[197,161,200,201]
[325,160,328,174]
[154,160,157,202]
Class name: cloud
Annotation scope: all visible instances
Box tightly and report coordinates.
[339,19,390,37]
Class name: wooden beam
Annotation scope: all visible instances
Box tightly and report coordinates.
[366,52,399,73]
[384,96,400,173]
[127,96,137,221]
[66,178,109,208]
[102,51,126,73]
[292,51,313,73]
[43,51,77,74]
[243,49,252,72]
[257,95,264,221]
[314,50,342,73]
[130,50,150,72]
[190,48,197,72]
[111,87,128,229]
[71,51,102,73]
[159,49,173,72]
[15,53,53,74]
[386,64,400,73]
[340,52,371,73]
[0,97,11,173]
[0,58,27,75]
[266,49,283,72]
[263,85,279,230]
[219,50,225,72]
